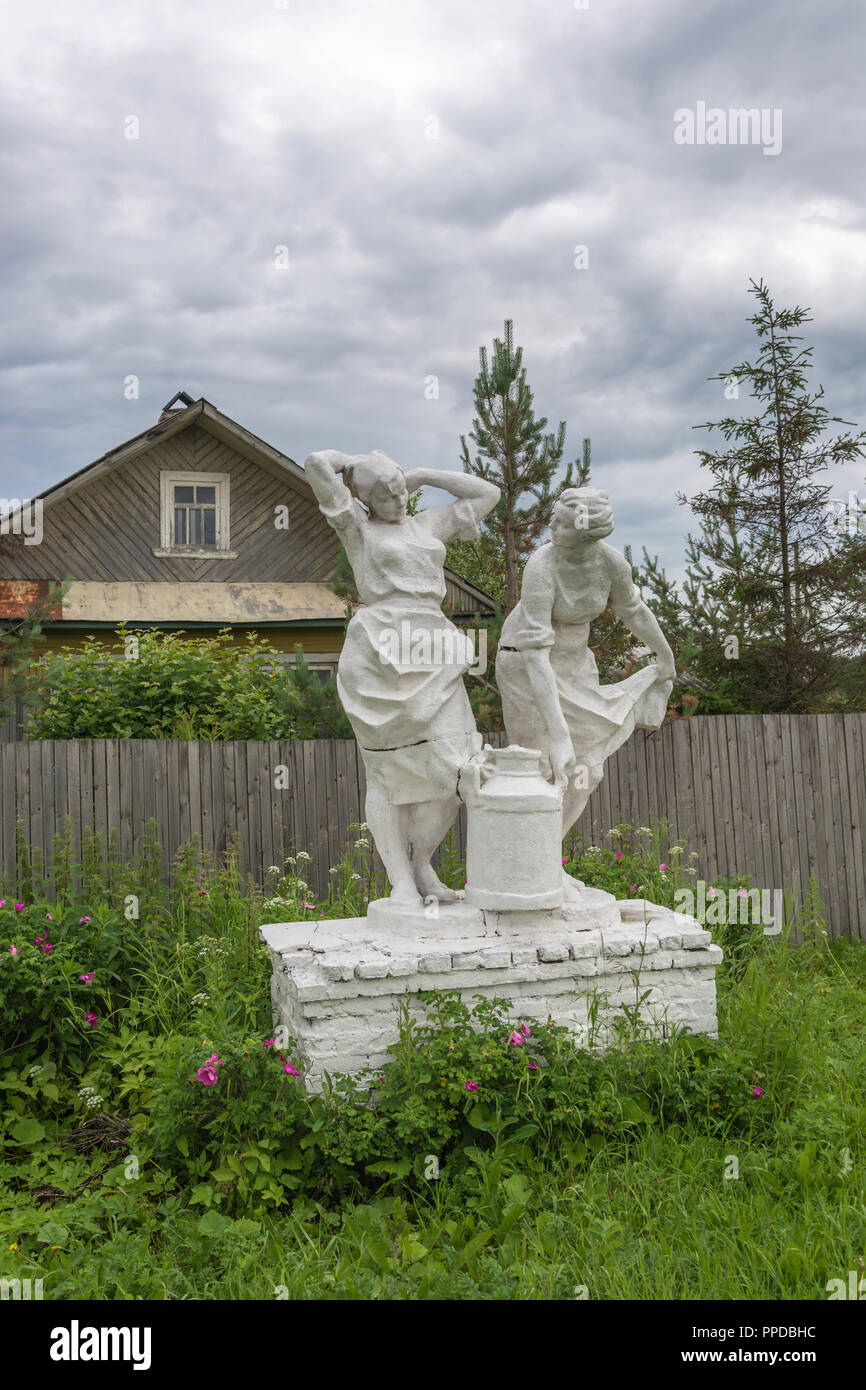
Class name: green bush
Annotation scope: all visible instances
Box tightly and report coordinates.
[144,989,770,1215]
[0,903,121,1070]
[25,628,351,740]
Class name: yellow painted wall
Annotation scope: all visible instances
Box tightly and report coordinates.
[30,625,345,658]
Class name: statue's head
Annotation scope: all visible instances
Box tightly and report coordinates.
[552,487,614,545]
[344,450,408,523]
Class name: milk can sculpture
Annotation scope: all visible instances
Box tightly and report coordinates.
[462,745,563,911]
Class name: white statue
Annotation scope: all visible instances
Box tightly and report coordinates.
[305,449,500,907]
[496,487,675,904]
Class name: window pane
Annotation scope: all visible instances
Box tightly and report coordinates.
[174,485,194,503]
[174,508,187,545]
[196,486,216,504]
[203,509,216,545]
[189,509,202,545]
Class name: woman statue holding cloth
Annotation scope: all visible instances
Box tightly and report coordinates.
[305,449,500,907]
[496,487,676,904]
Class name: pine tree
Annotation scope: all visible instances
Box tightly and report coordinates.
[457,321,587,611]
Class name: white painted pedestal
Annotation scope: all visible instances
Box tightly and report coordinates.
[261,891,723,1087]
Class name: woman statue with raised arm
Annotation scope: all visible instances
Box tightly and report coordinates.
[305,449,500,907]
[496,487,675,904]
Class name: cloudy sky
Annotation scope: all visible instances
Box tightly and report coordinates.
[2,0,864,579]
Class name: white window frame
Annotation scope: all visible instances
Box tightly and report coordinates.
[154,471,236,558]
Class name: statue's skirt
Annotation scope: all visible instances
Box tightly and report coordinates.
[496,640,671,788]
[337,599,481,805]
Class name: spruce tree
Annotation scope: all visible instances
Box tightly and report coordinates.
[656,279,866,712]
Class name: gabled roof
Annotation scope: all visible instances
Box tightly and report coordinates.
[35,395,311,512]
[31,393,497,613]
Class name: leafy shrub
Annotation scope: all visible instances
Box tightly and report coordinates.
[0,904,120,1068]
[146,991,771,1215]
[25,628,351,740]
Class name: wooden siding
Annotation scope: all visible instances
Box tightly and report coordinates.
[0,425,337,585]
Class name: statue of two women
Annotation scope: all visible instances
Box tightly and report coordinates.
[307,449,675,909]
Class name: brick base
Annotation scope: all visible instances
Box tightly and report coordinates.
[261,896,723,1087]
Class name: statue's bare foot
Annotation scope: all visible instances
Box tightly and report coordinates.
[415,865,458,903]
[562,870,586,903]
[389,876,424,908]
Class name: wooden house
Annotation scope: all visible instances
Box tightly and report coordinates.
[0,391,495,681]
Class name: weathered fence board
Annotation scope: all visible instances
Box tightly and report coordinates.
[0,715,863,939]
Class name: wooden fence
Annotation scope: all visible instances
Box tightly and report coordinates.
[0,714,864,940]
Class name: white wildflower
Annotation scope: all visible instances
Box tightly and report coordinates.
[28,1065,44,1078]
[296,851,312,863]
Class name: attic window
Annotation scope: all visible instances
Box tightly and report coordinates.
[155,472,236,558]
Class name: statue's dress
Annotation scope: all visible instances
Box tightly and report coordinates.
[496,542,670,788]
[320,486,482,804]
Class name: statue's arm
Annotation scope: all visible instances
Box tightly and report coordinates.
[403,469,500,524]
[607,552,676,680]
[304,450,354,511]
[524,649,571,743]
[507,557,575,785]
